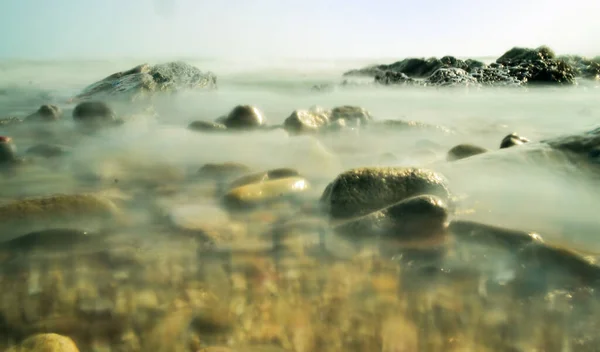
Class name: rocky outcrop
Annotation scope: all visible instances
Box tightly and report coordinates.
[73,62,217,102]
[347,46,590,87]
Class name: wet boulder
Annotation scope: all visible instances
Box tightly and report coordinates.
[446,144,488,161]
[496,46,576,85]
[334,195,449,245]
[0,193,126,241]
[223,176,310,211]
[347,56,485,79]
[221,105,266,130]
[470,66,523,86]
[449,220,544,250]
[9,333,80,352]
[500,133,530,149]
[23,104,63,123]
[0,136,18,164]
[320,167,450,220]
[283,109,330,135]
[374,71,417,85]
[72,101,121,130]
[73,61,217,102]
[188,120,227,132]
[425,68,479,87]
[558,55,600,80]
[329,106,372,125]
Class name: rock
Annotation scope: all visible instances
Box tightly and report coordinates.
[197,162,252,180]
[73,62,217,102]
[221,105,266,130]
[496,46,576,85]
[25,143,70,158]
[0,136,18,164]
[374,71,417,85]
[449,220,544,250]
[446,144,488,161]
[283,109,330,135]
[72,101,121,130]
[500,133,530,149]
[16,333,80,352]
[320,167,450,220]
[516,242,600,293]
[23,105,62,123]
[369,119,453,134]
[347,56,485,79]
[470,66,523,86]
[228,168,300,189]
[329,106,372,125]
[0,193,125,241]
[188,120,227,132]
[558,55,600,80]
[334,195,449,246]
[425,68,479,87]
[224,176,310,210]
[0,228,101,254]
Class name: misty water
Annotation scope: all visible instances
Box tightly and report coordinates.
[1,58,600,351]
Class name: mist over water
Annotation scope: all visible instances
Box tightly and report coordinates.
[2,58,600,251]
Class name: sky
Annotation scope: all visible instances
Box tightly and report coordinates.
[0,0,599,60]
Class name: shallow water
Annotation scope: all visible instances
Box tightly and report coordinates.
[1,58,600,351]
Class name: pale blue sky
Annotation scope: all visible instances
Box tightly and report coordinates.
[1,0,599,60]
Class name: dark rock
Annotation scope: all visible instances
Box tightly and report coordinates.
[283,109,329,135]
[347,56,485,79]
[0,228,99,253]
[25,143,70,158]
[516,242,600,293]
[374,71,417,85]
[426,68,479,87]
[449,220,544,249]
[72,101,121,130]
[73,61,217,102]
[329,106,372,125]
[334,195,448,242]
[559,55,600,80]
[447,144,488,161]
[496,46,576,85]
[470,66,523,86]
[24,104,63,123]
[320,167,450,220]
[500,133,530,149]
[0,136,17,163]
[188,120,227,132]
[221,105,265,130]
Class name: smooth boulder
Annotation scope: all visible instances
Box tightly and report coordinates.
[0,193,125,241]
[221,105,265,130]
[320,167,450,220]
[72,101,121,130]
[329,106,372,125]
[24,104,63,123]
[447,144,488,161]
[0,136,17,163]
[500,133,530,149]
[9,333,80,352]
[224,176,309,210]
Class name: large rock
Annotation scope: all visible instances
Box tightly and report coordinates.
[283,108,330,135]
[10,333,80,352]
[447,144,488,161]
[558,55,600,80]
[425,68,479,87]
[23,104,63,123]
[496,46,576,85]
[329,106,372,125]
[0,136,18,164]
[221,105,266,130]
[72,101,121,130]
[320,167,450,220]
[345,56,485,78]
[0,193,125,241]
[500,133,530,149]
[73,62,217,102]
